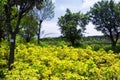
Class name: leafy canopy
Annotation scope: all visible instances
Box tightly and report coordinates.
[58,9,89,45]
[89,0,120,47]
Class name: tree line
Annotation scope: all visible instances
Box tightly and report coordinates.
[58,0,120,48]
[0,0,120,69]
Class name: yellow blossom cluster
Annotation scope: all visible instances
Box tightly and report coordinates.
[0,43,120,80]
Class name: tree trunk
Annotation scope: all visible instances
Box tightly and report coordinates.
[0,28,4,41]
[8,33,16,70]
[112,41,116,47]
[7,11,22,70]
[110,34,118,49]
[37,20,42,44]
[26,35,31,42]
[70,39,75,46]
[71,41,75,46]
[111,41,117,52]
[108,29,117,49]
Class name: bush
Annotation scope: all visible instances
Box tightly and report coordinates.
[0,43,120,79]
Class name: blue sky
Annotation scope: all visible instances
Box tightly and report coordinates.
[41,0,119,38]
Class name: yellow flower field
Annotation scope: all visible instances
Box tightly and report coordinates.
[0,43,120,80]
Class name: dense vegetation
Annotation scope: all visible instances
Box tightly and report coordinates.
[0,0,120,79]
[0,39,120,80]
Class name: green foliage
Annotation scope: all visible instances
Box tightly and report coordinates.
[89,0,120,47]
[58,9,89,46]
[104,44,120,53]
[0,42,120,79]
[0,0,6,12]
[20,13,38,42]
[0,0,7,41]
[39,37,70,46]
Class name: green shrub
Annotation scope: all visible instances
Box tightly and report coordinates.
[0,44,119,79]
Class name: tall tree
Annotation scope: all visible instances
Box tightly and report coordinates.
[4,0,43,69]
[89,0,120,48]
[33,0,55,44]
[58,9,89,46]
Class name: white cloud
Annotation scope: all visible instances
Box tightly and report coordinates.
[59,5,66,11]
[58,0,102,14]
[52,0,55,3]
[41,21,61,38]
[80,0,101,11]
[115,0,120,3]
[84,22,103,36]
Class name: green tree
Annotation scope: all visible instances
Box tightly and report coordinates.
[20,13,38,42]
[58,9,89,46]
[4,0,43,69]
[89,0,120,48]
[33,0,55,44]
[0,0,6,41]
